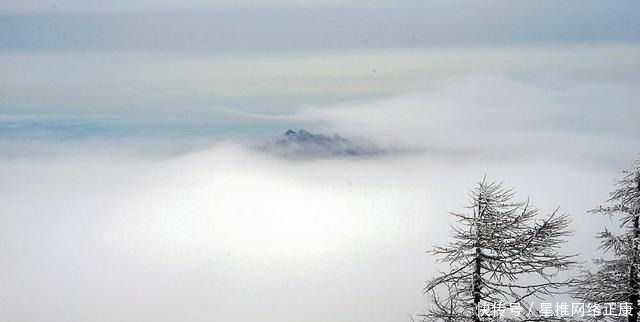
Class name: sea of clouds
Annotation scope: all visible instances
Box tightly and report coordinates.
[0,47,639,322]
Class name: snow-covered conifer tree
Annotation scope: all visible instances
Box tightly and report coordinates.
[422,179,576,322]
[571,159,640,322]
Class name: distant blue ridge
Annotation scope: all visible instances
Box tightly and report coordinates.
[0,116,294,139]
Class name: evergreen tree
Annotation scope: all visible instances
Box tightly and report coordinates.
[422,179,576,322]
[571,159,640,322]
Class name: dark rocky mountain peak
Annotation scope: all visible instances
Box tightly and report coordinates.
[260,129,382,158]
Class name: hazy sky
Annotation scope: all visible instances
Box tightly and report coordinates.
[2,0,639,51]
[1,0,639,123]
[1,1,639,322]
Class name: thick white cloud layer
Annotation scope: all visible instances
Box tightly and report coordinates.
[0,44,638,321]
[0,138,625,322]
[297,73,639,164]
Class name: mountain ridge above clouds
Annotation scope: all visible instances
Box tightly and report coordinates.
[258,129,383,159]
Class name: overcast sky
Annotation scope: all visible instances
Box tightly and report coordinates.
[2,0,639,51]
[1,1,640,322]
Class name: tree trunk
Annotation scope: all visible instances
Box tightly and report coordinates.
[632,180,640,322]
[630,248,638,322]
[473,247,482,322]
